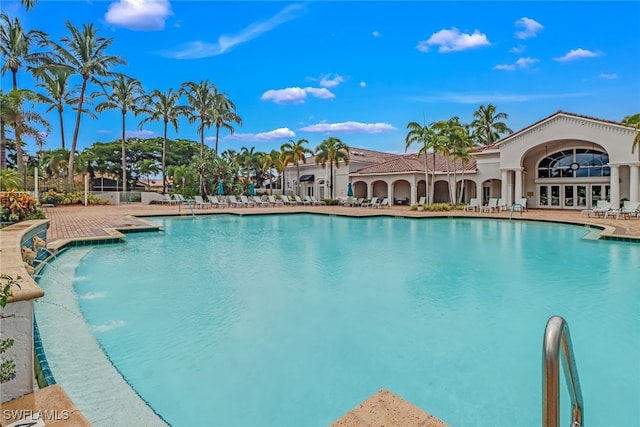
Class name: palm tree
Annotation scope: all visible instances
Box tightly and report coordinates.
[239,146,262,186]
[34,68,75,149]
[0,169,22,190]
[405,121,437,205]
[21,0,38,11]
[46,21,126,188]
[209,91,242,156]
[260,151,275,194]
[94,75,145,193]
[622,113,640,153]
[470,104,513,146]
[138,88,189,193]
[270,149,286,192]
[181,79,217,194]
[450,124,474,203]
[0,13,47,171]
[314,136,350,199]
[432,117,466,203]
[281,138,311,196]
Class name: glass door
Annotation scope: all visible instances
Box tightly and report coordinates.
[576,185,587,209]
[539,185,548,207]
[564,185,574,208]
[551,185,561,207]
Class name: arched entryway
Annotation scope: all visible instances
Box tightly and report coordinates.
[392,179,411,205]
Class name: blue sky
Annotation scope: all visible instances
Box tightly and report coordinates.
[3,1,640,156]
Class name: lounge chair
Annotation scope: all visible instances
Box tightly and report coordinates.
[581,201,613,218]
[463,198,480,212]
[161,194,178,205]
[228,195,246,207]
[512,197,527,212]
[417,196,426,206]
[310,196,326,206]
[496,198,508,211]
[372,197,388,208]
[207,195,228,208]
[268,195,284,206]
[362,197,378,208]
[239,195,256,207]
[605,201,640,219]
[253,196,269,207]
[281,195,297,206]
[480,198,499,213]
[295,196,310,205]
[193,195,211,209]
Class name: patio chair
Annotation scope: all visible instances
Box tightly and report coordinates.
[310,196,326,206]
[193,195,211,209]
[480,198,499,213]
[295,196,310,205]
[417,196,426,206]
[463,198,480,212]
[496,198,508,211]
[512,197,527,213]
[605,201,640,219]
[253,195,269,207]
[268,195,284,206]
[239,195,256,207]
[372,198,388,208]
[584,201,613,218]
[207,195,228,208]
[161,194,178,205]
[281,195,297,206]
[228,195,246,207]
[362,197,378,208]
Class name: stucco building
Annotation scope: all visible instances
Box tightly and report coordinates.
[283,111,640,209]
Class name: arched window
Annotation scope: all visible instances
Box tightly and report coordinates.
[537,148,610,178]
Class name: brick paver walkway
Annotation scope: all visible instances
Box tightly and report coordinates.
[44,203,640,244]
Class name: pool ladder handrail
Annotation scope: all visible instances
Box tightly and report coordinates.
[542,315,584,427]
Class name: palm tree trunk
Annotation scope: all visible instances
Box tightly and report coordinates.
[423,152,429,205]
[0,118,7,170]
[121,112,126,193]
[431,151,436,203]
[162,122,167,194]
[215,124,220,157]
[199,120,205,195]
[330,163,334,199]
[58,107,65,150]
[296,162,300,196]
[68,77,88,190]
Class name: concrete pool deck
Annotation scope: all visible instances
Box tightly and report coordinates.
[44,202,640,245]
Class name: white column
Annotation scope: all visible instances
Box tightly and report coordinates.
[411,177,417,206]
[630,163,640,203]
[388,182,394,205]
[501,170,509,204]
[610,165,620,208]
[367,182,373,199]
[514,168,523,201]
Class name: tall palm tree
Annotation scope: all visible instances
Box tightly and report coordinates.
[405,121,437,205]
[622,113,640,153]
[260,151,275,194]
[0,13,47,171]
[270,149,286,192]
[138,88,189,193]
[432,117,466,203]
[21,0,38,11]
[46,21,126,188]
[94,75,145,193]
[281,138,311,196]
[209,91,241,156]
[239,146,262,184]
[450,124,474,203]
[34,68,75,149]
[181,79,217,194]
[314,136,350,199]
[470,104,512,146]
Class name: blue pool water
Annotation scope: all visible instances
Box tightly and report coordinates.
[41,215,639,426]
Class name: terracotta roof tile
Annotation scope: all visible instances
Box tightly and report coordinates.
[355,152,477,174]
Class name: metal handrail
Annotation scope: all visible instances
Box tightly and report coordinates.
[542,316,584,427]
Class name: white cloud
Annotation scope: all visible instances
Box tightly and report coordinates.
[222,128,296,142]
[409,92,589,104]
[125,129,156,138]
[299,121,396,134]
[494,57,539,71]
[416,28,490,53]
[105,0,173,31]
[514,17,543,39]
[599,73,618,79]
[360,81,367,88]
[319,74,344,88]
[494,64,516,71]
[167,4,304,59]
[509,45,525,53]
[261,86,335,103]
[553,48,600,62]
[372,30,381,37]
[97,129,113,135]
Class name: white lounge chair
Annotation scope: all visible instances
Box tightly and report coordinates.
[605,201,640,219]
[193,195,211,209]
[267,195,284,206]
[481,198,499,213]
[161,194,178,205]
[583,201,613,218]
[228,195,246,207]
[295,196,310,205]
[207,195,228,208]
[310,196,326,206]
[281,195,297,206]
[512,197,527,212]
[362,197,378,208]
[373,197,388,208]
[463,198,480,212]
[417,196,426,206]
[253,196,269,207]
[239,195,256,207]
[496,198,508,211]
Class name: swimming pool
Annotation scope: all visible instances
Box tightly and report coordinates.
[36,215,640,426]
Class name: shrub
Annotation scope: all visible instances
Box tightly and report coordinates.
[57,192,109,205]
[410,204,418,211]
[0,191,42,222]
[424,203,451,211]
[324,199,340,206]
[40,189,63,206]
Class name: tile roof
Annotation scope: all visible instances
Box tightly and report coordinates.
[305,147,398,164]
[354,152,477,175]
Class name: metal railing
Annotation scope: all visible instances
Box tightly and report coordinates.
[542,316,584,427]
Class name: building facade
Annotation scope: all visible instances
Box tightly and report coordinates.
[283,111,640,209]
